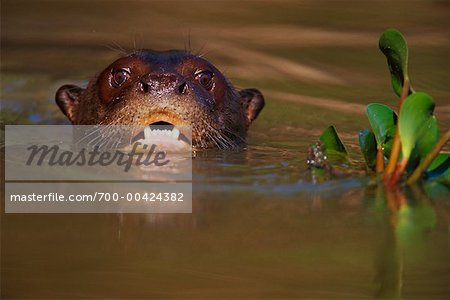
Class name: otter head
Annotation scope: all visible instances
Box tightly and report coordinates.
[55,50,264,149]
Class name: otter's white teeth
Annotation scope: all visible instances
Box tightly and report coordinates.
[172,127,180,139]
[142,126,181,140]
[144,126,152,138]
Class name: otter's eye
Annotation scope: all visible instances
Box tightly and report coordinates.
[195,70,214,91]
[111,68,130,87]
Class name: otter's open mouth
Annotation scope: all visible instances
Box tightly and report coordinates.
[130,121,191,149]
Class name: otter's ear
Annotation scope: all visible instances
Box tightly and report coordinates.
[55,84,84,123]
[239,88,265,127]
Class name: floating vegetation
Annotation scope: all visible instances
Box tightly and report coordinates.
[309,29,450,187]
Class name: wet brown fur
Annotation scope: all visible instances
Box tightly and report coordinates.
[56,50,264,149]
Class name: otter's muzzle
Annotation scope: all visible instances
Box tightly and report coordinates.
[138,73,188,96]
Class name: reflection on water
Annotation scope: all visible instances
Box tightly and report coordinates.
[3,181,449,298]
[1,0,450,298]
[374,187,437,299]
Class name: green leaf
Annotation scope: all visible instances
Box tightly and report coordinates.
[358,128,377,170]
[399,92,437,160]
[426,153,450,181]
[379,28,413,96]
[319,125,350,165]
[427,153,450,171]
[415,116,439,159]
[366,103,397,156]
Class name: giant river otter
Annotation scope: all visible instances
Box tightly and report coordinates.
[55,50,264,149]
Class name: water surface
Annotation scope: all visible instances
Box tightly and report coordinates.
[1,0,450,298]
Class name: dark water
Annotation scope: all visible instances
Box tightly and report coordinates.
[1,0,450,298]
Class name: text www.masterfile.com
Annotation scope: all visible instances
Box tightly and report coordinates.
[9,192,186,202]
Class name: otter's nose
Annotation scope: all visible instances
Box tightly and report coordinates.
[138,73,188,95]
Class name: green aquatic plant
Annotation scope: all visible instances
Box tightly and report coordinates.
[311,28,450,187]
[378,28,413,97]
[319,125,350,165]
[358,128,377,171]
[365,103,397,173]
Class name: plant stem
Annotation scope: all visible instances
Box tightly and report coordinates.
[376,147,384,174]
[384,79,410,184]
[384,133,401,183]
[406,129,450,185]
[388,156,408,188]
